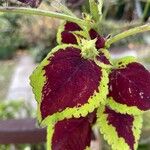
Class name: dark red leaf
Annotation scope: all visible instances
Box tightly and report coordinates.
[108,62,150,111]
[41,46,102,120]
[97,106,142,150]
[104,107,135,150]
[58,22,105,50]
[64,22,82,31]
[52,117,92,150]
[59,22,82,45]
[89,29,105,50]
[61,31,78,44]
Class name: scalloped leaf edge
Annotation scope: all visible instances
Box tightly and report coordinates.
[106,97,143,115]
[30,44,82,122]
[30,44,109,125]
[57,21,65,45]
[97,105,143,150]
[112,56,137,69]
[41,67,109,126]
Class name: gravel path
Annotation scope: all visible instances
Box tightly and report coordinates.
[6,53,36,109]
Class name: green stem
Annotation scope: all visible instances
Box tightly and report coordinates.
[106,24,150,48]
[142,0,150,22]
[89,0,99,21]
[98,0,104,21]
[0,7,84,26]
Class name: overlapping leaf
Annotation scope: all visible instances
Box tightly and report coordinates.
[89,29,105,49]
[107,57,150,115]
[57,21,83,45]
[97,106,143,150]
[57,22,106,50]
[47,112,96,150]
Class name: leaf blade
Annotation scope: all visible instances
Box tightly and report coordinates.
[97,106,143,150]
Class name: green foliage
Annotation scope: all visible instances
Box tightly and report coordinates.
[0,0,5,6]
[138,144,150,150]
[0,101,28,119]
[0,101,34,150]
[0,99,36,120]
[0,61,15,100]
[0,14,24,59]
[0,100,45,150]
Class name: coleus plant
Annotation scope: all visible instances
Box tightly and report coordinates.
[0,0,150,150]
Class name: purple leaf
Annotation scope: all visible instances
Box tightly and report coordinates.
[89,29,105,50]
[105,107,135,150]
[60,22,82,45]
[61,31,78,44]
[96,52,111,65]
[97,106,143,150]
[58,22,106,50]
[51,116,93,150]
[40,46,102,120]
[64,22,82,31]
[108,62,150,112]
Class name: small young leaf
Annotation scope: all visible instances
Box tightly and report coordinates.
[89,29,105,50]
[97,106,143,150]
[57,21,82,45]
[57,22,106,50]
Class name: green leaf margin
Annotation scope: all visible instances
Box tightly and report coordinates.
[46,122,92,150]
[47,123,55,150]
[97,105,143,150]
[107,56,143,115]
[30,44,109,126]
[106,97,143,115]
[112,56,137,69]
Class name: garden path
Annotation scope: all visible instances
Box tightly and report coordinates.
[6,52,36,109]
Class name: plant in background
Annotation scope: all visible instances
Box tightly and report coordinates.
[0,0,150,150]
[0,14,24,59]
[0,100,36,150]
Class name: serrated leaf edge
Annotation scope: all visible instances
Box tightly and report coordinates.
[112,56,137,69]
[107,97,143,115]
[30,44,82,122]
[97,105,143,150]
[41,67,109,126]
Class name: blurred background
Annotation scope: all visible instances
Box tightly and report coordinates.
[0,0,150,149]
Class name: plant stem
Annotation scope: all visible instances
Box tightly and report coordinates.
[89,0,99,21]
[106,24,150,47]
[142,0,150,22]
[0,7,84,26]
[98,0,104,21]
